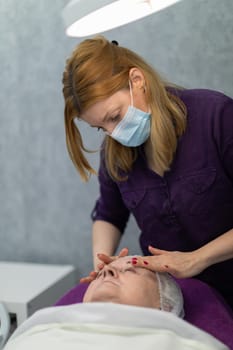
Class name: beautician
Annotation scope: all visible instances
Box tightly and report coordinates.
[62,36,233,309]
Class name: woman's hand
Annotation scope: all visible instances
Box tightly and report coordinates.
[80,270,99,284]
[131,246,205,278]
[132,228,233,278]
[80,247,129,283]
[96,247,129,269]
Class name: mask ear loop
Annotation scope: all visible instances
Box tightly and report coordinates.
[129,79,151,114]
[128,80,134,106]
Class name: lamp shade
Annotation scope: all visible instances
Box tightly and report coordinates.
[63,0,182,37]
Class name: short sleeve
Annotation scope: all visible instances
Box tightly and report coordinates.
[91,152,130,234]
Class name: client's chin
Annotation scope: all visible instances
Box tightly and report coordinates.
[84,295,121,303]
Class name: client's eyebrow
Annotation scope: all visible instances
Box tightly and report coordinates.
[95,265,137,278]
[124,267,137,273]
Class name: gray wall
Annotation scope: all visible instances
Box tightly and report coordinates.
[0,0,233,279]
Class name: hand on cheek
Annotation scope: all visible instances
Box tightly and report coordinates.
[80,248,130,283]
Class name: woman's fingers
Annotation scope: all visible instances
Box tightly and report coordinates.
[79,276,92,283]
[80,248,130,284]
[80,270,98,284]
[131,256,169,273]
[131,250,202,279]
[148,245,166,255]
[97,247,129,264]
[97,253,114,264]
[118,247,129,257]
[97,262,105,270]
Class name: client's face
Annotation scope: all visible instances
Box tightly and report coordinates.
[83,257,160,309]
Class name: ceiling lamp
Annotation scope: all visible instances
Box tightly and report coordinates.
[63,0,182,37]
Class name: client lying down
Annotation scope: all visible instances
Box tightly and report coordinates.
[4,256,229,350]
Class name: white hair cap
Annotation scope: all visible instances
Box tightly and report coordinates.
[119,256,184,318]
[156,272,184,318]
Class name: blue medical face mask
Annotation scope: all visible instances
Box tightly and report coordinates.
[110,82,151,147]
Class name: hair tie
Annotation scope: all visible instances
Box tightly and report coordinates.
[68,67,81,113]
[111,40,119,46]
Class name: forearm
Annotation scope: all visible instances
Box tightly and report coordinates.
[196,228,233,269]
[92,220,122,269]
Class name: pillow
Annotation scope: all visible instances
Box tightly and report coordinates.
[55,278,233,349]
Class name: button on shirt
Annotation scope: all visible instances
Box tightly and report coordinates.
[91,89,233,308]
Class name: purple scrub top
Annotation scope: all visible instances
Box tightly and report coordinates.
[91,89,233,309]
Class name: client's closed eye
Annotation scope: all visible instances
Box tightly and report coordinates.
[124,268,137,273]
[96,269,116,278]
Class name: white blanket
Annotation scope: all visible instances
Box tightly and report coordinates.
[4,303,229,350]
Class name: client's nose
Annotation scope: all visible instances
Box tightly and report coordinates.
[103,266,118,278]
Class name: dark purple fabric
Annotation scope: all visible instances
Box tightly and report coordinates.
[177,279,233,349]
[55,279,233,349]
[91,89,233,308]
[55,282,88,305]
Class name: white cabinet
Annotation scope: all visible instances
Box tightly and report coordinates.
[0,262,76,326]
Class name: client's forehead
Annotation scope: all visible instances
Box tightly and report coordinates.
[106,257,159,292]
[109,256,133,269]
[110,257,156,278]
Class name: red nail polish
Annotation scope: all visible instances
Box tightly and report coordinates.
[143,261,148,265]
[132,258,137,261]
[132,260,137,265]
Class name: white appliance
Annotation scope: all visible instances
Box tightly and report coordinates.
[0,303,10,349]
